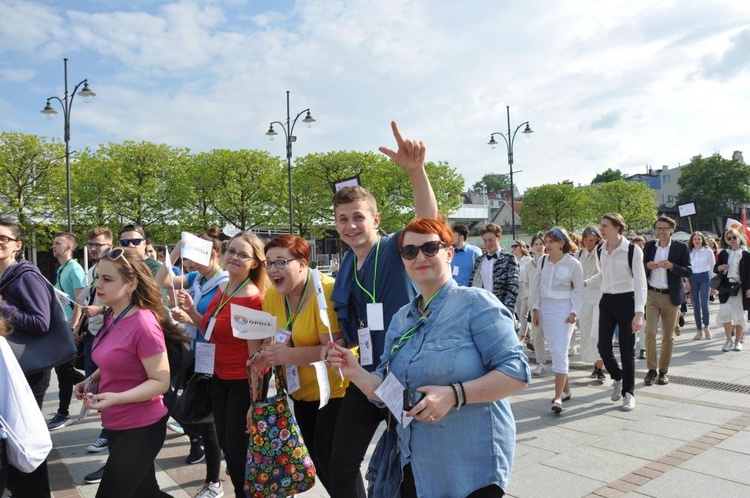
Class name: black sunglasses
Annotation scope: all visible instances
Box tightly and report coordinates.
[726,236,738,241]
[120,238,144,247]
[400,241,446,260]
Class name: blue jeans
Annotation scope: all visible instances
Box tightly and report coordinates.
[690,271,710,328]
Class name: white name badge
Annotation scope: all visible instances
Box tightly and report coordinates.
[357,327,374,366]
[366,303,385,331]
[275,329,292,345]
[285,364,301,394]
[452,265,460,276]
[194,342,216,375]
[203,317,216,342]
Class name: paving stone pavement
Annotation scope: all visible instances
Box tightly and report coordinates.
[8,300,750,497]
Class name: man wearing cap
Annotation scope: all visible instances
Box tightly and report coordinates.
[118,224,161,276]
[642,215,691,386]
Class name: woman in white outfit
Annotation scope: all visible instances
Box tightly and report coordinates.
[577,227,605,383]
[513,240,532,342]
[532,227,584,414]
[526,234,548,375]
[714,228,750,352]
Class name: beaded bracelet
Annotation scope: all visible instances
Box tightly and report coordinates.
[459,382,467,406]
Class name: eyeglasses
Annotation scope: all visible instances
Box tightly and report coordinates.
[87,242,111,249]
[726,236,738,241]
[264,258,298,270]
[120,238,144,247]
[399,241,446,260]
[511,244,519,248]
[225,247,256,261]
[0,235,19,245]
[102,247,133,270]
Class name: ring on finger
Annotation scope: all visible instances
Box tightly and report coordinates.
[428,414,435,422]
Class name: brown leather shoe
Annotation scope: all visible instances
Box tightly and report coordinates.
[657,372,670,385]
[644,370,657,386]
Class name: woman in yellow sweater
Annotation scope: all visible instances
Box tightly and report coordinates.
[253,235,347,493]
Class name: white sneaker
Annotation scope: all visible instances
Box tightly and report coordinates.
[195,481,224,498]
[722,340,734,352]
[622,393,636,411]
[533,364,547,376]
[167,420,185,435]
[735,342,743,351]
[611,380,622,401]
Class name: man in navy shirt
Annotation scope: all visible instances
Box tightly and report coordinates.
[328,121,438,498]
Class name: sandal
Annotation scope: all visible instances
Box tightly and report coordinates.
[551,399,563,414]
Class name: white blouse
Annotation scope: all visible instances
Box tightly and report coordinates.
[690,247,715,275]
[531,253,584,315]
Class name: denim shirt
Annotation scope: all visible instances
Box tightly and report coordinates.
[374,279,530,497]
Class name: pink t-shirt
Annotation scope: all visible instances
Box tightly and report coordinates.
[91,308,168,430]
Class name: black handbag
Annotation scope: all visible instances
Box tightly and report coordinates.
[0,265,77,375]
[711,274,741,296]
[171,373,213,425]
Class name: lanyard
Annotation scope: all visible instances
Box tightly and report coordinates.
[390,286,444,355]
[93,303,135,350]
[56,259,72,286]
[283,270,311,330]
[353,237,381,303]
[211,277,251,319]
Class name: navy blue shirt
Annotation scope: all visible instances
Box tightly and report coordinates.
[331,231,417,372]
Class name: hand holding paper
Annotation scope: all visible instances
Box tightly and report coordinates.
[311,270,344,381]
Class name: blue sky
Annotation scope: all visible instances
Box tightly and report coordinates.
[1,0,749,193]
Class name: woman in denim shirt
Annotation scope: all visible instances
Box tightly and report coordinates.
[326,217,530,498]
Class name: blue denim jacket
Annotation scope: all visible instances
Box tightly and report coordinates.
[374,279,530,497]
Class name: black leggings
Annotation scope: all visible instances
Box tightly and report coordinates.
[400,464,504,498]
[292,396,343,493]
[182,421,221,483]
[54,358,86,416]
[211,375,251,498]
[96,414,170,498]
[328,383,386,498]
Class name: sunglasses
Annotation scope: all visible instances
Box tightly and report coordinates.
[399,241,446,260]
[264,258,298,270]
[120,238,144,247]
[102,247,133,270]
[511,244,520,248]
[726,236,738,241]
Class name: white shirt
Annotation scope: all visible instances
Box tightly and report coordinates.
[480,249,503,292]
[531,253,584,315]
[648,239,671,289]
[727,248,743,281]
[588,237,648,313]
[517,255,531,293]
[690,247,715,275]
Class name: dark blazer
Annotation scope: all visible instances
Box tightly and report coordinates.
[713,249,750,307]
[643,239,692,306]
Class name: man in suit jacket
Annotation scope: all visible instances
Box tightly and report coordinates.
[643,215,692,386]
[470,223,519,313]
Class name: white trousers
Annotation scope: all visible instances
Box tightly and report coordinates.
[540,298,575,374]
[579,290,602,363]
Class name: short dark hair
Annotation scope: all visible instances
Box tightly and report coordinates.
[479,223,502,237]
[601,213,627,234]
[452,224,469,239]
[655,215,676,229]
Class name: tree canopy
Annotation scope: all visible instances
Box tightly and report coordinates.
[471,173,510,193]
[676,153,750,234]
[590,168,626,184]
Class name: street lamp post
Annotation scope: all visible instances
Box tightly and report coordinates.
[265,90,316,234]
[41,58,96,232]
[488,105,533,239]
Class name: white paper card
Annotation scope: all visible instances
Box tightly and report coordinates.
[357,327,373,366]
[285,364,301,394]
[366,302,384,331]
[374,372,412,427]
[452,265,460,276]
[203,317,216,342]
[194,342,216,374]
[230,304,276,340]
[311,361,330,408]
[181,232,213,266]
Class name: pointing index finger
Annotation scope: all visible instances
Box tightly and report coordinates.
[390,120,404,147]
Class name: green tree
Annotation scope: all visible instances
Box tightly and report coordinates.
[194,149,286,232]
[472,173,510,193]
[584,180,658,231]
[519,182,587,232]
[591,168,626,184]
[0,132,66,235]
[72,141,192,242]
[676,153,750,234]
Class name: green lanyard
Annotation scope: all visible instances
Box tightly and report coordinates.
[283,270,311,330]
[390,286,444,355]
[56,259,72,288]
[353,237,382,303]
[211,277,251,319]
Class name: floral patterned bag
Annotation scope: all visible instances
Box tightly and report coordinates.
[244,366,316,498]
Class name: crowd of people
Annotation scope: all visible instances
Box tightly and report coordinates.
[0,119,744,497]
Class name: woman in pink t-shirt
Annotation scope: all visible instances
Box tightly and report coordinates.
[75,247,187,497]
